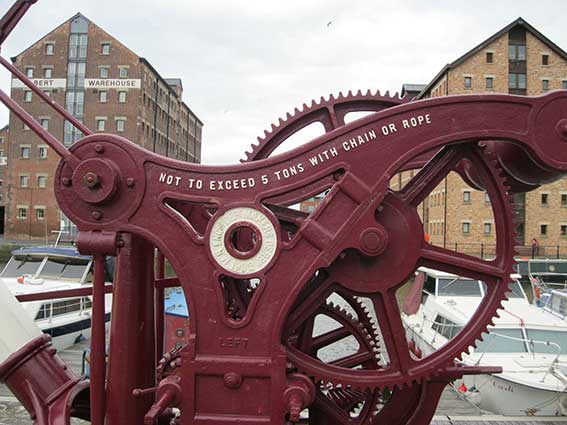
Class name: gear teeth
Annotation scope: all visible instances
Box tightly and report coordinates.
[246,88,409,161]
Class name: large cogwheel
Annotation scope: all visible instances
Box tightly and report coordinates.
[244,92,515,413]
[285,143,516,392]
[242,89,410,162]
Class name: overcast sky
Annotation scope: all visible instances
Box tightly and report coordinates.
[0,0,566,164]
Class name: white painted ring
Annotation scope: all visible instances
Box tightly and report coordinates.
[209,207,278,276]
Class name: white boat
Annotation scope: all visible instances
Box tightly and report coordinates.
[403,267,567,416]
[0,247,112,351]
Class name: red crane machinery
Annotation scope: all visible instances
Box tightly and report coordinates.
[1,1,567,423]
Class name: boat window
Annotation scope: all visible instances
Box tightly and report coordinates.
[82,297,92,309]
[438,278,482,297]
[52,299,82,317]
[1,256,43,277]
[525,329,567,355]
[35,303,51,320]
[431,314,462,339]
[506,280,525,298]
[548,293,567,317]
[514,261,529,275]
[530,262,567,274]
[423,276,436,295]
[38,257,89,280]
[536,274,567,286]
[475,329,526,353]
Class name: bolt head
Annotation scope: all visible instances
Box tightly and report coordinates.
[223,372,242,389]
[83,172,100,189]
[91,211,103,220]
[359,226,388,257]
[556,119,567,141]
[126,177,135,187]
[62,177,72,187]
[95,144,104,153]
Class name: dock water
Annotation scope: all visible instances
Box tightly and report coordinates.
[0,339,566,424]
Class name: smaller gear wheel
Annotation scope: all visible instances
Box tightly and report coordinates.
[285,290,385,425]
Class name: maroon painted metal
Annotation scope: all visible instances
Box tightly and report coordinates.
[1,1,567,424]
[106,234,156,424]
[0,335,89,423]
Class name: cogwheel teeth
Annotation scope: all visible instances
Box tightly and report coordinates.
[241,90,411,162]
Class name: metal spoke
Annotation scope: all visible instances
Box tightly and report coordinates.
[400,146,464,207]
[372,292,411,373]
[420,244,505,282]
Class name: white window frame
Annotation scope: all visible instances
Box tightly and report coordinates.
[38,145,48,159]
[19,174,29,188]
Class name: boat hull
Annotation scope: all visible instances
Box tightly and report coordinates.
[405,325,567,416]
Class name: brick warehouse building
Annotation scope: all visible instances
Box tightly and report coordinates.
[3,13,203,240]
[408,17,567,257]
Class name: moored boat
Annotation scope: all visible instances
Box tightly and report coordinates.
[0,246,113,351]
[403,267,567,416]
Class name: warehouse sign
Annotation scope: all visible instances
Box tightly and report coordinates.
[12,78,142,90]
[85,79,141,89]
[12,78,67,89]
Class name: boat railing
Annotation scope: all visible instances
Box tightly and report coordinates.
[410,314,566,382]
[472,330,563,382]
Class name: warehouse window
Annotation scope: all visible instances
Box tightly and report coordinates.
[101,43,110,55]
[18,207,28,219]
[563,81,567,90]
[19,175,29,188]
[25,67,33,78]
[541,193,549,205]
[462,222,471,234]
[484,223,492,235]
[562,194,567,206]
[509,45,526,60]
[40,118,49,130]
[99,91,108,103]
[464,76,472,89]
[37,175,47,188]
[463,191,471,203]
[486,52,493,63]
[562,225,567,237]
[509,73,526,89]
[100,67,109,78]
[542,55,549,66]
[118,91,127,103]
[24,91,32,102]
[20,146,30,158]
[541,224,548,236]
[542,79,550,92]
[43,68,52,78]
[485,77,493,89]
[39,146,48,159]
[116,119,125,132]
[96,119,106,131]
[45,43,54,55]
[36,208,45,220]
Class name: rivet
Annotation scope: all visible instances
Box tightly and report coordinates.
[126,178,135,187]
[95,144,104,154]
[556,119,567,141]
[91,211,103,220]
[62,177,72,187]
[223,372,242,389]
